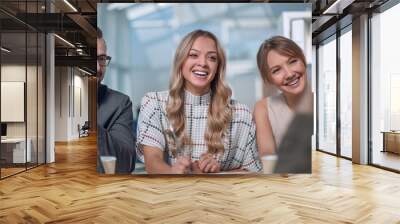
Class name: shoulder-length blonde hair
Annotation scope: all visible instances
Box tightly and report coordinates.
[257,36,306,84]
[167,29,232,155]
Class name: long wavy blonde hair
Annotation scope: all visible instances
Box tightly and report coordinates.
[166,30,232,155]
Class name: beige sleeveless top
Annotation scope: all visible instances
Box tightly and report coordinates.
[266,94,295,149]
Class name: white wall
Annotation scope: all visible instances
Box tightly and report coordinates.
[72,73,89,138]
[55,67,68,141]
[1,65,38,136]
[54,67,89,141]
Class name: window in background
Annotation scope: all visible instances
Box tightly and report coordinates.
[98,3,312,111]
[339,26,352,158]
[390,74,400,130]
[291,18,305,52]
[371,2,400,171]
[317,35,337,155]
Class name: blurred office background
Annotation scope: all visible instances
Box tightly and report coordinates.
[98,3,312,120]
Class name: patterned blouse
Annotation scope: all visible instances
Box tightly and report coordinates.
[136,90,263,172]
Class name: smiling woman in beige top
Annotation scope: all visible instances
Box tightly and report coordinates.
[253,36,310,157]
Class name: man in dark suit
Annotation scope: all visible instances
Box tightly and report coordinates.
[97,27,135,174]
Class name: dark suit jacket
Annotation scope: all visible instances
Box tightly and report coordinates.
[97,84,136,174]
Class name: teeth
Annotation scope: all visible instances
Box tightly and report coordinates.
[286,77,299,86]
[193,71,208,76]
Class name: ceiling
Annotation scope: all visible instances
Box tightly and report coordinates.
[0,0,98,73]
[310,0,390,43]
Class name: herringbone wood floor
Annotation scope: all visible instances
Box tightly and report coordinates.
[1,135,400,223]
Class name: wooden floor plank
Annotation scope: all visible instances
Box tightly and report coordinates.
[0,135,399,223]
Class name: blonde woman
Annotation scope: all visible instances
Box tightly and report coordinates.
[136,30,262,174]
[254,36,311,157]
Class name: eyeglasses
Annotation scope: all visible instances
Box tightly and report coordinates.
[97,55,112,66]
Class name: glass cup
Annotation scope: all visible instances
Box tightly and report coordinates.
[100,156,116,174]
[176,148,192,174]
[165,128,192,174]
[261,154,278,174]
